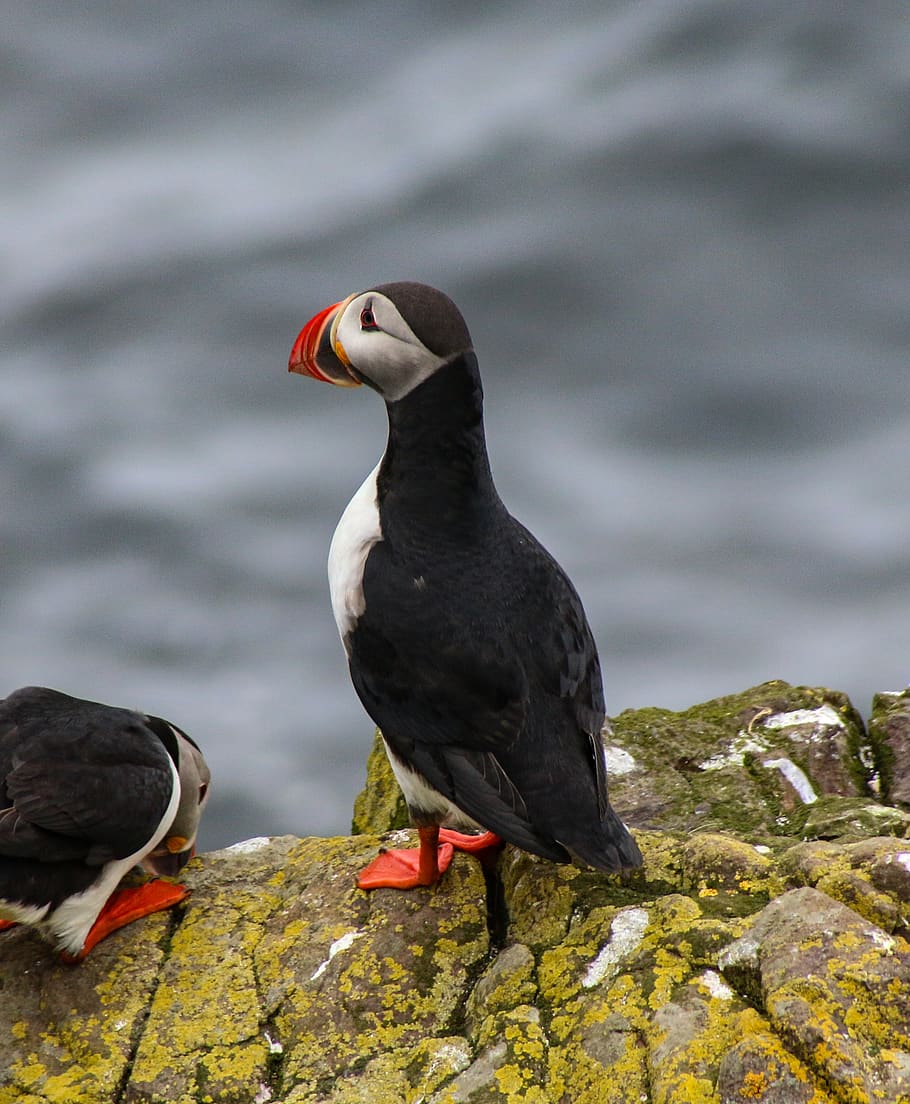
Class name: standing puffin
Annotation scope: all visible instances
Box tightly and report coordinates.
[289,281,641,889]
[0,686,210,960]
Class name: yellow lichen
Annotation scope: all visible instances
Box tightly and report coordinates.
[741,1069,767,1097]
[5,737,910,1104]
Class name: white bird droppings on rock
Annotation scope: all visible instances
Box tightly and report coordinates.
[604,746,638,775]
[224,837,272,854]
[761,704,843,731]
[582,907,649,989]
[699,969,734,1000]
[761,757,818,804]
[310,930,364,980]
[699,733,769,771]
[868,928,896,952]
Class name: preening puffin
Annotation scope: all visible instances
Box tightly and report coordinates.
[289,281,642,889]
[0,686,210,960]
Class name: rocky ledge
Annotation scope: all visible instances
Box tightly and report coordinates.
[2,680,910,1104]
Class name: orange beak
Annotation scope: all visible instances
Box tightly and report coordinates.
[288,295,361,387]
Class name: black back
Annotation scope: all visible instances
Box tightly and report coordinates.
[0,687,177,908]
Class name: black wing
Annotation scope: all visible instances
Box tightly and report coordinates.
[348,505,626,863]
[516,528,611,821]
[349,529,587,859]
[348,604,572,851]
[0,687,176,865]
[486,517,611,814]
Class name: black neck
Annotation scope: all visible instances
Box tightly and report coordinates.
[377,352,500,528]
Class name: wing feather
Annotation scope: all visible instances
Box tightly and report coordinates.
[0,687,175,865]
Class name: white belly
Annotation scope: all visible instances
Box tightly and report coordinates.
[383,739,481,830]
[328,462,383,650]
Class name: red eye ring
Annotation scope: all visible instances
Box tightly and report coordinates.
[360,307,378,330]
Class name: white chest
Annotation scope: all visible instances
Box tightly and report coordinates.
[328,462,383,649]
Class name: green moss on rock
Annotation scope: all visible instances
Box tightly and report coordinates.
[608,681,875,843]
[351,730,410,835]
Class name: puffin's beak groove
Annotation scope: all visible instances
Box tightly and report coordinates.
[289,295,361,387]
[143,843,195,878]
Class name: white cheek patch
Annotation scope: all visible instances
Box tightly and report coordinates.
[335,293,444,402]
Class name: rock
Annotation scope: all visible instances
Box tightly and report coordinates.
[0,833,490,1104]
[716,1033,830,1104]
[718,887,910,1103]
[869,689,910,807]
[2,682,909,1103]
[797,795,910,842]
[605,681,877,842]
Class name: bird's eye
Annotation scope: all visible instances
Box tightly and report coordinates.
[198,782,209,803]
[360,307,379,330]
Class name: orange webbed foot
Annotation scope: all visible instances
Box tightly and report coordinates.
[357,840,455,890]
[357,827,504,890]
[62,880,189,963]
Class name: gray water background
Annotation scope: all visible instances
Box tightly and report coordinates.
[3,2,909,849]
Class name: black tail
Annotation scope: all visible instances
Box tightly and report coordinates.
[564,807,643,873]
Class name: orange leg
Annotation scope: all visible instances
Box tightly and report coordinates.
[61,880,189,963]
[0,919,17,932]
[357,827,502,890]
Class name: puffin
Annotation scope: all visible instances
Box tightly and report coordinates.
[289,281,642,890]
[0,686,210,960]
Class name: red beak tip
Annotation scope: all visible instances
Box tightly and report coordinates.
[288,298,355,385]
[288,328,308,373]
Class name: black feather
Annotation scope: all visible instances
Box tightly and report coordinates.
[345,346,641,872]
[0,687,178,909]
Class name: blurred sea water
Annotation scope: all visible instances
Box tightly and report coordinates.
[2,1,909,848]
